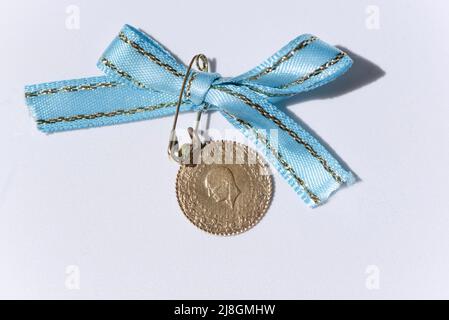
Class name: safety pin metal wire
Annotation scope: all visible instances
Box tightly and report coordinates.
[167,54,209,163]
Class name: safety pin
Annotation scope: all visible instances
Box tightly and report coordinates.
[167,54,209,164]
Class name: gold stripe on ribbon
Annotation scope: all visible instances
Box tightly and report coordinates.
[248,36,318,81]
[37,102,177,125]
[118,32,184,78]
[221,109,320,204]
[216,86,343,184]
[25,82,119,98]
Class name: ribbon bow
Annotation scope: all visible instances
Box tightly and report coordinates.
[25,24,354,207]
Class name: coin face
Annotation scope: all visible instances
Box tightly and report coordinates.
[176,141,272,235]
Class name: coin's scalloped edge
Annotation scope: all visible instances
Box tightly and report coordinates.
[175,140,273,236]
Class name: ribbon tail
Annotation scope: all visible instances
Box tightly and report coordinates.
[25,76,193,133]
[207,85,354,207]
[25,24,200,133]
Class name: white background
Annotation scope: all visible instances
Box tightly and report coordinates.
[0,0,448,299]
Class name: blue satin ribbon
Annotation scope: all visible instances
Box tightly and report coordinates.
[25,24,354,207]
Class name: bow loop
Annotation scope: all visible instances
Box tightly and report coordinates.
[98,24,188,95]
[226,34,352,103]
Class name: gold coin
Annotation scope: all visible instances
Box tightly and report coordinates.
[176,140,272,235]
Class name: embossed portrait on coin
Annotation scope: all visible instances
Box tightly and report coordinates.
[204,166,241,209]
